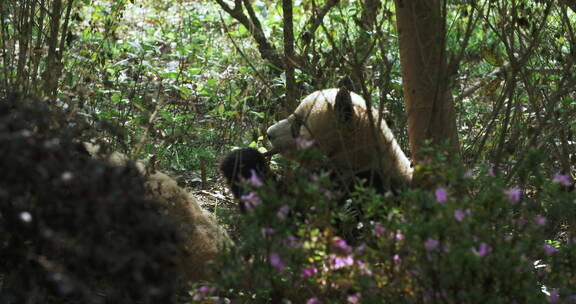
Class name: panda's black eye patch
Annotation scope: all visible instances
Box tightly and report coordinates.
[291,116,303,138]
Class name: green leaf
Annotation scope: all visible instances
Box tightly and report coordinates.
[189,68,202,76]
[111,93,122,103]
[480,47,502,67]
[217,104,225,115]
[162,71,180,79]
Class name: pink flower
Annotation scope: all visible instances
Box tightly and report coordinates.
[284,235,303,248]
[543,244,557,256]
[464,169,473,179]
[534,215,547,226]
[193,285,216,301]
[395,230,404,241]
[243,169,263,187]
[374,223,386,236]
[307,297,322,304]
[454,209,466,221]
[355,243,366,254]
[504,188,521,203]
[517,218,527,226]
[473,243,490,257]
[329,254,354,269]
[393,254,402,265]
[553,173,572,186]
[549,289,559,303]
[296,137,315,150]
[261,227,275,236]
[198,285,215,293]
[240,192,261,210]
[277,205,290,220]
[269,252,285,272]
[333,238,352,255]
[435,187,447,203]
[488,167,495,176]
[356,260,372,276]
[425,238,439,251]
[347,293,361,303]
[302,267,318,278]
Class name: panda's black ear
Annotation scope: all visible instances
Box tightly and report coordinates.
[337,77,355,92]
[335,87,354,123]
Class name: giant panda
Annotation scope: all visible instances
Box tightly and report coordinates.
[85,143,233,283]
[0,93,233,302]
[266,87,413,192]
[220,88,412,241]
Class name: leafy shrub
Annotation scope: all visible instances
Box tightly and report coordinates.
[200,148,575,303]
[0,94,186,303]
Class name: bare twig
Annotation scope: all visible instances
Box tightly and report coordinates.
[456,64,508,103]
[196,190,233,204]
[218,12,273,94]
[303,0,339,37]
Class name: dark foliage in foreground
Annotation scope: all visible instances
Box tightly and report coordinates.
[0,94,185,303]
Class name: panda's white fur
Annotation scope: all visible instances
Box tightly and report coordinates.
[266,88,412,189]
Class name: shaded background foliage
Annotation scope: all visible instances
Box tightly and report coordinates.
[2,0,573,178]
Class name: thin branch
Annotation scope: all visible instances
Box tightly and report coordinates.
[304,0,339,37]
[218,12,273,94]
[214,0,283,69]
[456,63,508,103]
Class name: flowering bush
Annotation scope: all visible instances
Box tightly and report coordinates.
[199,149,575,303]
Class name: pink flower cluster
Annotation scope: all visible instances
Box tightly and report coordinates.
[193,285,217,301]
[553,173,572,186]
[277,205,290,220]
[425,238,439,251]
[454,209,471,221]
[472,243,490,257]
[241,169,263,187]
[435,187,447,204]
[504,188,521,203]
[329,254,355,270]
[269,252,285,272]
[240,192,262,210]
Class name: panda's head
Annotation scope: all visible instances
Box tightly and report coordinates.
[220,148,274,205]
[266,88,393,173]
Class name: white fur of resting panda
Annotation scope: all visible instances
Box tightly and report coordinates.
[266,88,412,190]
[84,143,232,282]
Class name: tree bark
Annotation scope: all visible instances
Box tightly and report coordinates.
[42,0,63,100]
[282,0,296,110]
[215,0,284,70]
[16,1,32,90]
[394,0,460,163]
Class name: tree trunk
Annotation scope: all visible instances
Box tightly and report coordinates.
[394,0,459,163]
[42,0,63,100]
[282,0,296,111]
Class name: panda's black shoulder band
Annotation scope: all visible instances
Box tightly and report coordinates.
[335,87,354,123]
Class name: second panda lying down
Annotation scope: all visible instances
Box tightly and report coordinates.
[85,143,233,283]
[221,87,413,207]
